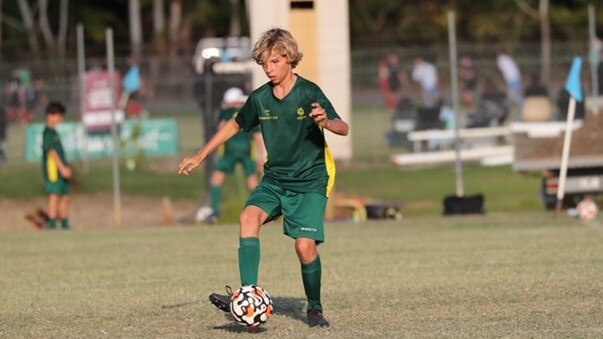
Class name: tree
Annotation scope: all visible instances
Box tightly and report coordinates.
[513,0,551,84]
[169,0,182,58]
[16,0,39,58]
[152,0,166,54]
[229,0,241,37]
[57,0,69,59]
[129,0,143,58]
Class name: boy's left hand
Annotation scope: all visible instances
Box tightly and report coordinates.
[310,103,328,128]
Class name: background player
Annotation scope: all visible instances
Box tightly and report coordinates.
[201,87,263,223]
[42,101,73,230]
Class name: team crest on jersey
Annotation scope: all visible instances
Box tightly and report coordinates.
[296,107,306,120]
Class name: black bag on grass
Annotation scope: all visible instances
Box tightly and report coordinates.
[443,194,485,215]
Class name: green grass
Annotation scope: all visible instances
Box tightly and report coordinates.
[1,214,602,337]
[0,161,544,219]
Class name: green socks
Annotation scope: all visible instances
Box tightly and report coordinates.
[301,256,323,311]
[238,237,260,286]
[211,186,223,216]
[238,237,323,311]
[47,219,70,230]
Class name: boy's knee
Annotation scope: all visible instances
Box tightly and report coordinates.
[239,208,257,225]
[295,239,318,263]
[239,207,265,237]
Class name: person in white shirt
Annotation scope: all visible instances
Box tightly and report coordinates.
[496,52,523,118]
[412,57,440,108]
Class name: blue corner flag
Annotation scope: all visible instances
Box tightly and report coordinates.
[564,57,584,102]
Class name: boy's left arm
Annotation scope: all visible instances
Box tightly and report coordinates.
[323,118,349,136]
[310,103,349,136]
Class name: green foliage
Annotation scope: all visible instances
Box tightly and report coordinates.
[1,1,600,59]
[350,0,599,44]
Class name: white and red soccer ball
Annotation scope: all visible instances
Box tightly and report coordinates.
[194,206,213,223]
[576,198,598,222]
[230,285,273,329]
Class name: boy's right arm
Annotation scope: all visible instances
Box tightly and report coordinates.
[178,119,241,176]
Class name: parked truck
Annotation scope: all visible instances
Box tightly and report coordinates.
[510,111,603,210]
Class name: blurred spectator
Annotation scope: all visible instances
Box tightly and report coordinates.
[496,51,523,117]
[597,48,603,95]
[6,73,24,111]
[378,58,393,109]
[467,76,508,127]
[412,56,440,108]
[522,74,552,122]
[88,58,103,72]
[0,105,7,163]
[385,52,409,110]
[459,56,478,113]
[26,79,49,117]
[5,67,34,124]
[523,73,548,97]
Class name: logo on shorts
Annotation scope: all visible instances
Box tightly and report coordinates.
[300,227,316,232]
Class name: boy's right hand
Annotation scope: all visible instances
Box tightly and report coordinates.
[178,156,202,176]
[61,166,73,180]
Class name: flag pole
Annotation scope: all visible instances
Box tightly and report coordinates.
[556,57,584,215]
[556,97,576,214]
[107,28,123,227]
[448,11,464,197]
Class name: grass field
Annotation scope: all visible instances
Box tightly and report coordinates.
[1,214,602,338]
[2,106,602,337]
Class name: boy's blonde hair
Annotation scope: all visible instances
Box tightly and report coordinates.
[251,28,303,68]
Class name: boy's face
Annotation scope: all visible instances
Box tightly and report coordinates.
[261,50,292,85]
[47,112,65,126]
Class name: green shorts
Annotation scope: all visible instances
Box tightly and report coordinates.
[246,181,327,243]
[216,154,257,176]
[46,179,71,196]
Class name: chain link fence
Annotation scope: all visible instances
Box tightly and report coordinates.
[0,40,595,166]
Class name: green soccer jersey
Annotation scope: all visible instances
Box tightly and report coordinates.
[219,108,254,156]
[235,76,340,196]
[42,127,67,183]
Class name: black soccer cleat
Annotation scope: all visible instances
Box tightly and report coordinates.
[209,285,232,313]
[205,213,219,224]
[307,310,330,328]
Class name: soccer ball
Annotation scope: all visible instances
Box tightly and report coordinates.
[230,285,273,329]
[194,206,213,223]
[577,198,598,222]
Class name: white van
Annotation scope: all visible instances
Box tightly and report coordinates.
[192,36,253,75]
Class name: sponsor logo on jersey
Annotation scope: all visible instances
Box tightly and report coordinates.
[259,109,278,120]
[296,107,307,120]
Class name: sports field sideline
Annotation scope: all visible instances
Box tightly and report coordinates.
[1,212,602,338]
